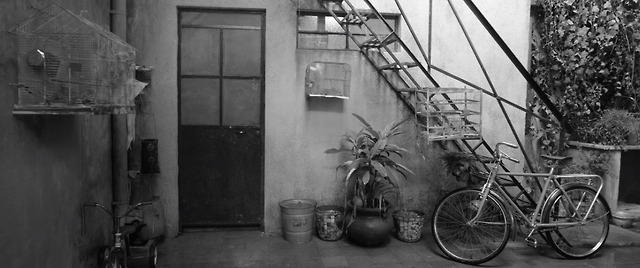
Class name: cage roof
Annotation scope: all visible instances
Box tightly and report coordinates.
[9,2,135,52]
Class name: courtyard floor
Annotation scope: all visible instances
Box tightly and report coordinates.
[156,221,640,267]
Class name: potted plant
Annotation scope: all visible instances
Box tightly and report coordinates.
[325,113,414,246]
[439,151,488,187]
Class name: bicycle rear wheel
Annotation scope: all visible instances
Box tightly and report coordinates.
[432,188,510,264]
[542,185,610,259]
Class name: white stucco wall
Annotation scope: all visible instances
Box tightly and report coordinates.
[431,0,531,167]
[128,0,532,237]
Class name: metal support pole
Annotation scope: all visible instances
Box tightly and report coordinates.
[111,0,129,223]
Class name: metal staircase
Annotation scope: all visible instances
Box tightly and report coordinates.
[316,0,567,211]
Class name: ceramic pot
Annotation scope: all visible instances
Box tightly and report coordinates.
[346,206,394,246]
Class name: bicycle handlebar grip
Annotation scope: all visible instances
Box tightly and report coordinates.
[497,142,518,149]
[504,154,520,163]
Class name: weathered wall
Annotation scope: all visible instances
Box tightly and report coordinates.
[431,0,531,168]
[0,0,114,267]
[128,0,531,237]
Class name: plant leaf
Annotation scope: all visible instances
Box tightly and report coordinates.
[344,158,365,183]
[386,166,400,187]
[369,138,388,157]
[384,144,409,157]
[352,113,380,139]
[380,118,405,138]
[371,160,388,178]
[394,162,415,178]
[362,171,370,185]
[338,160,352,168]
[324,148,351,154]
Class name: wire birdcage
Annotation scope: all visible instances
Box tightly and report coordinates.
[423,87,482,141]
[10,3,136,114]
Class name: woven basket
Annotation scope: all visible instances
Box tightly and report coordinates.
[393,210,426,242]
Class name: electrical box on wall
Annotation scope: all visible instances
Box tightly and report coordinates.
[305,62,350,99]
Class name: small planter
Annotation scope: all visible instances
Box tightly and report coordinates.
[315,205,344,241]
[393,210,426,242]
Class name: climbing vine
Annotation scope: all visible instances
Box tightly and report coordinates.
[530,0,640,149]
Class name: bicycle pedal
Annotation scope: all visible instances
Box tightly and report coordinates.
[525,237,538,248]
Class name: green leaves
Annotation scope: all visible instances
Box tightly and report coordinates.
[532,0,640,147]
[326,113,414,208]
[324,148,351,154]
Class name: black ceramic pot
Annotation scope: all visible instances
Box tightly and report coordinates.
[346,205,394,246]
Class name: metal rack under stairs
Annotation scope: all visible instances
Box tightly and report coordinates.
[316,0,565,211]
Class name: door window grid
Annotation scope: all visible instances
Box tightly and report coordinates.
[179,13,263,127]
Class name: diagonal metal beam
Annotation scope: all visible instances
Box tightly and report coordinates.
[461,0,571,133]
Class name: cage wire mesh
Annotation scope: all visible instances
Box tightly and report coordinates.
[423,87,482,141]
[10,3,136,114]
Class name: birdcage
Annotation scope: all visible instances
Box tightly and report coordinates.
[9,3,137,114]
[423,87,482,141]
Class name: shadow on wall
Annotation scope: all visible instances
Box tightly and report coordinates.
[307,97,345,113]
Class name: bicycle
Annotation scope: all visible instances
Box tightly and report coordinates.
[88,201,158,268]
[432,142,611,264]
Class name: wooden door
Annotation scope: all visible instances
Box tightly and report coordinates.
[178,9,264,228]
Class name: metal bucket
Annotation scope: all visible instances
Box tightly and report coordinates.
[279,199,317,243]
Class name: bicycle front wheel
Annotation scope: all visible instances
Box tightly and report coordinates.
[432,188,510,265]
[542,185,610,259]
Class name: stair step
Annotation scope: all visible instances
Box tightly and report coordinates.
[361,33,398,48]
[341,11,370,25]
[397,87,430,93]
[429,87,477,93]
[397,87,475,94]
[379,62,418,70]
[420,131,482,141]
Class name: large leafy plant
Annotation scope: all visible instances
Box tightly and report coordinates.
[325,114,414,211]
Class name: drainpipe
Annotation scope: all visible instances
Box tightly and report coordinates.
[111,0,128,222]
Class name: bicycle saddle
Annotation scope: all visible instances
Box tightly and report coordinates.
[541,155,573,166]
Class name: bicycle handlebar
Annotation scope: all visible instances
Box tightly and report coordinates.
[123,201,153,217]
[91,203,114,217]
[495,142,520,163]
[496,142,518,149]
[88,201,153,218]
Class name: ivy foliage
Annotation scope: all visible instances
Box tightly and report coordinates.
[531,0,640,147]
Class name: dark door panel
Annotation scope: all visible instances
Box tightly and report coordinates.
[179,126,261,226]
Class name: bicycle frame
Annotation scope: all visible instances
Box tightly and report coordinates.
[89,201,152,267]
[470,143,606,232]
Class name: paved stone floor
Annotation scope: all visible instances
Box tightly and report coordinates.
[156,226,640,268]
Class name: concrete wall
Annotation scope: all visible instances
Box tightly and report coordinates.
[431,0,531,168]
[0,0,114,267]
[128,0,532,236]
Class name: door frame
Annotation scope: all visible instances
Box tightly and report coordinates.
[176,6,266,232]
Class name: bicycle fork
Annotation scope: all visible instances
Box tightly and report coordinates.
[110,232,128,267]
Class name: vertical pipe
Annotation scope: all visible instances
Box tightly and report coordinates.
[111,0,128,220]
